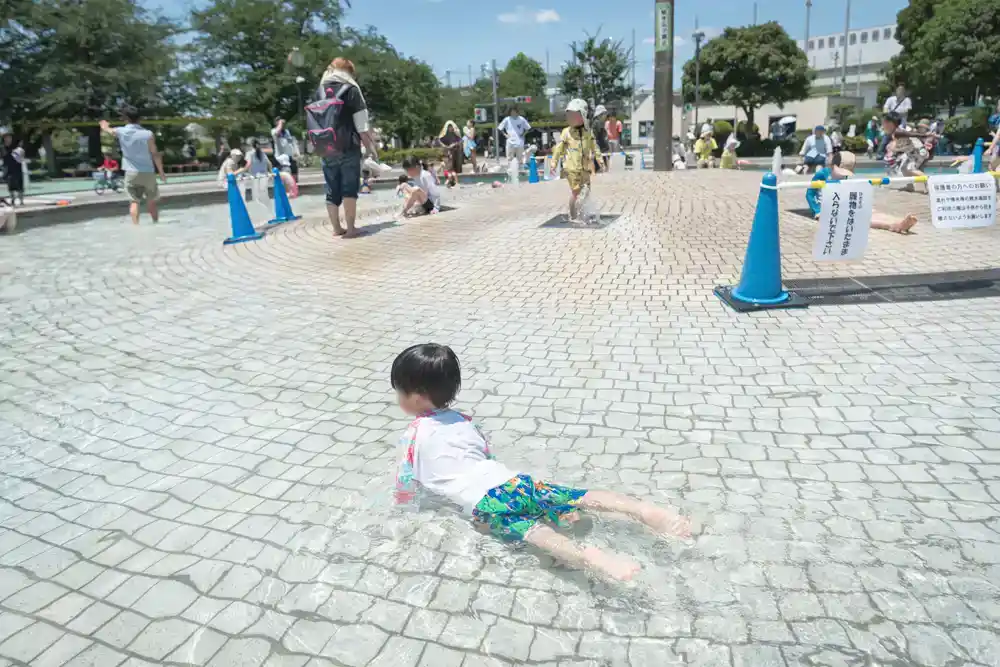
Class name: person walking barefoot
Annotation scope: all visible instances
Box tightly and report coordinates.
[100,106,167,225]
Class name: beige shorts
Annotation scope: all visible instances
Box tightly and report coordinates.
[125,172,159,202]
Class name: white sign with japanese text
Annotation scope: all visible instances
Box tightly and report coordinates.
[813,181,873,261]
[928,174,996,229]
[655,2,673,53]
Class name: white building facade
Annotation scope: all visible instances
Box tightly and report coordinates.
[800,23,902,109]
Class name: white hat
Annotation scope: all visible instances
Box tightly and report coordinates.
[593,104,608,117]
[565,98,588,114]
[230,148,243,158]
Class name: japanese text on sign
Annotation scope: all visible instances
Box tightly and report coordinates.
[655,2,673,53]
[927,174,996,229]
[812,181,873,261]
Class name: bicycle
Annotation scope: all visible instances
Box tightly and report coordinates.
[94,172,124,195]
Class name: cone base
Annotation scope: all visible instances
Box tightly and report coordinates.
[223,231,265,245]
[268,215,302,225]
[714,285,808,313]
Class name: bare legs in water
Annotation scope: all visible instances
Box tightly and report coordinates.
[523,490,691,582]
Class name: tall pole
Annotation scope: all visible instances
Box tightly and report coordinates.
[753,2,758,24]
[631,29,637,113]
[804,0,812,55]
[653,0,674,170]
[468,65,473,87]
[693,29,705,131]
[840,0,850,96]
[446,71,452,88]
[856,49,862,97]
[492,59,500,162]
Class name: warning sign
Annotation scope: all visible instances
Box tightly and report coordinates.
[812,181,873,261]
[928,174,996,229]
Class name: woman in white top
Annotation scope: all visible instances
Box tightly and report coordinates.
[248,140,272,176]
[463,120,478,172]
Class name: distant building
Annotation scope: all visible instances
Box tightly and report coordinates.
[628,23,902,148]
[800,23,901,108]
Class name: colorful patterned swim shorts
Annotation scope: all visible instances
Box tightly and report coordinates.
[472,474,588,541]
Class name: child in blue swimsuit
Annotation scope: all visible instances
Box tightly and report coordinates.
[391,343,691,581]
[806,151,917,233]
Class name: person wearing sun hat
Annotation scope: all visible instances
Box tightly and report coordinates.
[799,125,833,174]
[549,99,597,222]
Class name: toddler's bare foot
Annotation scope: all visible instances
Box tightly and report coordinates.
[583,547,641,581]
[332,226,346,236]
[641,506,692,539]
[891,214,917,234]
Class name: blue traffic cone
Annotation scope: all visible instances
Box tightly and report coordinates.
[640,151,647,170]
[528,155,540,183]
[223,174,264,245]
[269,168,302,225]
[972,137,984,174]
[714,172,806,312]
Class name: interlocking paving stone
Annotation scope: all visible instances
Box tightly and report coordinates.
[1,171,999,666]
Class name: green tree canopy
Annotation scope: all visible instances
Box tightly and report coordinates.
[886,0,1000,114]
[339,28,440,146]
[1,0,177,156]
[681,22,812,132]
[500,53,546,99]
[188,0,348,126]
[560,33,633,113]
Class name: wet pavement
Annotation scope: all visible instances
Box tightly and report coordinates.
[1,171,999,667]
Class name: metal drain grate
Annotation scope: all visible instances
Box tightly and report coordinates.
[785,269,1000,305]
[539,213,622,229]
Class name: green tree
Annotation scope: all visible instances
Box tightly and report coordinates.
[499,53,546,99]
[560,33,633,112]
[338,28,440,146]
[681,22,812,133]
[887,0,1000,114]
[1,0,177,159]
[188,0,348,129]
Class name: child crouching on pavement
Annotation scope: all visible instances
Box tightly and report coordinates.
[549,98,597,222]
[391,343,691,582]
[398,156,441,217]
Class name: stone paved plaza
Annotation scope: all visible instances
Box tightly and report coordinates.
[1,170,999,667]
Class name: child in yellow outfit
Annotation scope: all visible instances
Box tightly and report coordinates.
[550,98,597,222]
[694,130,717,168]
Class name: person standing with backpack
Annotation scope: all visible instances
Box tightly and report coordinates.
[307,57,378,239]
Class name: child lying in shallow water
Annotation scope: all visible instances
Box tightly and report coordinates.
[391,343,691,582]
[806,151,917,234]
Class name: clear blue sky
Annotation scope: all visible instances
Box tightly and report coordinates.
[154,0,909,88]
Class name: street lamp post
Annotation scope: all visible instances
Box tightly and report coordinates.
[288,48,306,131]
[653,0,675,171]
[804,0,812,63]
[840,0,851,96]
[693,29,705,132]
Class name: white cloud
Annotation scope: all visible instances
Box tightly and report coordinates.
[534,9,560,23]
[497,6,560,24]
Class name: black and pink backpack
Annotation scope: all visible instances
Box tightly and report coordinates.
[305,83,358,157]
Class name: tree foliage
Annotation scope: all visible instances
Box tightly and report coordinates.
[560,33,633,112]
[680,22,812,131]
[886,0,1000,114]
[436,54,550,131]
[338,28,440,146]
[1,0,176,132]
[500,53,547,99]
